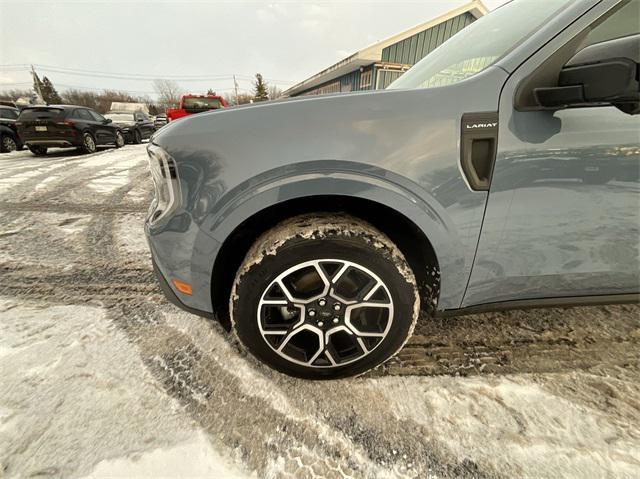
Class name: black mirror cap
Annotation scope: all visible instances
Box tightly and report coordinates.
[104,118,113,124]
[534,34,639,113]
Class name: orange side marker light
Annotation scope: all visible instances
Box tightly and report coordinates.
[172,279,193,295]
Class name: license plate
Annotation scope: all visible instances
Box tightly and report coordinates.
[35,126,47,132]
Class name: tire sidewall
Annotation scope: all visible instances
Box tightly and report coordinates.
[82,132,96,153]
[115,130,125,148]
[233,237,417,379]
[1,134,17,152]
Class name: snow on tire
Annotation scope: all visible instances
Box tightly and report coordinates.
[230,214,420,379]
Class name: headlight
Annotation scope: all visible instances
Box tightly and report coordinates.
[147,144,181,224]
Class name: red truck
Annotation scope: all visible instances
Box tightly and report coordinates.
[166,93,228,122]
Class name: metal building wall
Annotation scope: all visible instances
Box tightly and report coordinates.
[375,69,405,89]
[381,12,476,65]
[294,11,477,96]
[300,65,374,96]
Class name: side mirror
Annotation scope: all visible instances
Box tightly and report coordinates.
[104,118,113,124]
[534,34,639,114]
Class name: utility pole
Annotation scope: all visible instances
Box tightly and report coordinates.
[233,74,239,106]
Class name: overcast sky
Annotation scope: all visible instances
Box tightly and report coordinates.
[0,0,508,99]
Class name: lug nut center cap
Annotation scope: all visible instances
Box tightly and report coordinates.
[311,297,344,328]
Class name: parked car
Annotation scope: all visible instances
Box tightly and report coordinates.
[146,0,640,379]
[16,105,125,156]
[104,110,156,144]
[154,114,168,129]
[0,105,22,152]
[166,94,227,122]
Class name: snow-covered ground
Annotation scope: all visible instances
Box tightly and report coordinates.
[0,145,638,479]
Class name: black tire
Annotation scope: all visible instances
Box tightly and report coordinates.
[230,214,419,379]
[80,132,97,154]
[133,129,142,144]
[28,145,47,156]
[1,134,17,153]
[115,130,125,148]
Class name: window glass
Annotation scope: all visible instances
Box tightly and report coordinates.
[0,109,18,119]
[18,108,65,121]
[360,70,372,89]
[581,0,639,47]
[182,97,222,109]
[388,0,572,90]
[75,109,93,121]
[88,110,105,122]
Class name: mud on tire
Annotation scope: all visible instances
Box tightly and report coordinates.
[230,214,420,379]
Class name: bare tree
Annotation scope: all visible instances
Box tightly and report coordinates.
[268,85,282,101]
[153,79,183,110]
[0,88,32,102]
[60,89,100,111]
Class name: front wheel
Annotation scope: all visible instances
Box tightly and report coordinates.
[133,129,142,144]
[230,214,419,379]
[80,132,97,154]
[1,134,17,153]
[115,130,125,148]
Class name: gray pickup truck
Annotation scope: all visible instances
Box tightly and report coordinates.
[146,0,639,379]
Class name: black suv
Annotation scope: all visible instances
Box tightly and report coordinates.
[16,105,125,156]
[104,110,156,144]
[0,105,22,153]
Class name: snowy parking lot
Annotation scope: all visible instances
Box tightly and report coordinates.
[0,144,639,479]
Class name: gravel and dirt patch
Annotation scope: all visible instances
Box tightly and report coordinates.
[0,145,638,478]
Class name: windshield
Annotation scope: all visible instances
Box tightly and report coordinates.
[388,0,572,90]
[105,112,135,122]
[182,97,222,109]
[18,108,65,121]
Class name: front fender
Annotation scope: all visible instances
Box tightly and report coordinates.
[191,162,470,310]
[0,124,14,137]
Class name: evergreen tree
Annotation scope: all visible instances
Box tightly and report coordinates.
[253,73,269,102]
[40,76,62,104]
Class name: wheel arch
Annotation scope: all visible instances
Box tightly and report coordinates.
[209,194,442,330]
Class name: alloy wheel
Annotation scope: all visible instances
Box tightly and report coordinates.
[2,136,17,152]
[257,259,394,368]
[84,134,96,152]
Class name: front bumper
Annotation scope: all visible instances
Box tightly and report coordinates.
[145,142,221,318]
[151,254,214,320]
[119,129,135,142]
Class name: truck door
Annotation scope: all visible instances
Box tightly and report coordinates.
[464,0,640,307]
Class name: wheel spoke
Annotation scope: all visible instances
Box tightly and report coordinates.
[261,299,288,305]
[258,259,394,368]
[314,261,334,287]
[331,263,349,283]
[356,337,369,353]
[277,324,324,364]
[325,350,337,366]
[362,281,383,302]
[276,279,298,303]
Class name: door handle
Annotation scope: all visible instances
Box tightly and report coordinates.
[460,112,498,191]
